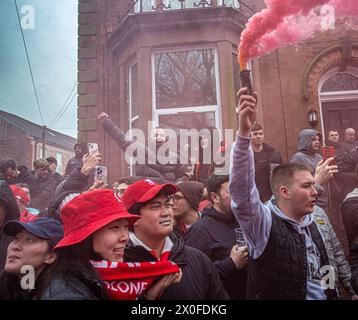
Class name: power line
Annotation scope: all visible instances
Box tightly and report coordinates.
[49,89,77,127]
[48,81,77,127]
[14,0,44,125]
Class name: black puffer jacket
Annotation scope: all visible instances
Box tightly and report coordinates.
[0,181,20,273]
[103,119,188,183]
[124,233,229,300]
[184,207,247,299]
[351,240,358,293]
[39,272,107,300]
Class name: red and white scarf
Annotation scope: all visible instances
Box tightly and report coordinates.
[91,259,179,300]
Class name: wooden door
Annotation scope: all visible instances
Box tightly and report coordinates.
[321,100,358,138]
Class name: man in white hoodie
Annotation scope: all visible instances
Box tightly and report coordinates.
[229,87,338,300]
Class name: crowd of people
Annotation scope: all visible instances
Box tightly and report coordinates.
[0,91,357,300]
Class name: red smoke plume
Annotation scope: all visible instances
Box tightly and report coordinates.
[238,0,358,69]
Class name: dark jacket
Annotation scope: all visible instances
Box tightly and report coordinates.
[64,156,83,177]
[0,181,20,273]
[7,166,37,189]
[351,241,358,293]
[103,118,188,183]
[124,233,229,300]
[247,213,337,300]
[39,272,107,300]
[29,172,61,212]
[56,167,89,196]
[184,207,247,299]
[254,143,282,202]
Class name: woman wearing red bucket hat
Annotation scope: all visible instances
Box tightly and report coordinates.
[37,189,181,300]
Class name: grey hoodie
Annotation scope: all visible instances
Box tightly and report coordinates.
[229,135,327,300]
[289,129,323,174]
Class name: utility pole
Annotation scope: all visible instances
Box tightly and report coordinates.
[42,125,47,158]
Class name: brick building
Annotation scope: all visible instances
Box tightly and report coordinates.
[77,0,358,181]
[0,110,76,174]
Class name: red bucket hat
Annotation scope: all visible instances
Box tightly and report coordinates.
[55,189,140,249]
[121,179,177,213]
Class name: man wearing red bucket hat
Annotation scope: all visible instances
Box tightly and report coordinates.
[122,179,229,300]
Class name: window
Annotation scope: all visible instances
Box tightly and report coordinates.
[153,48,219,112]
[321,73,358,92]
[56,153,63,174]
[128,62,139,176]
[134,0,155,13]
[129,62,139,125]
[218,0,240,8]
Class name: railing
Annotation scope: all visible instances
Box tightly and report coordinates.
[116,0,255,32]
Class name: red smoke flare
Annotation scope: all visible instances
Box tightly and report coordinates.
[238,0,358,68]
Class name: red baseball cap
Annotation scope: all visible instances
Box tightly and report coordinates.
[55,189,140,249]
[121,179,177,213]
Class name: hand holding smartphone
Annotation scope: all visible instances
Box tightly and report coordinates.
[322,146,336,165]
[94,165,107,184]
[88,143,99,154]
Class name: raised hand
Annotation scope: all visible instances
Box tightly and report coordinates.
[236,88,258,137]
[97,112,109,122]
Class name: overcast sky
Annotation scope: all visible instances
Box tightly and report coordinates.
[0,0,77,138]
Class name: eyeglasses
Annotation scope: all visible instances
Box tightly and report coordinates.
[169,194,185,203]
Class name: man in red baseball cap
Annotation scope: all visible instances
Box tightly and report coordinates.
[121,179,228,300]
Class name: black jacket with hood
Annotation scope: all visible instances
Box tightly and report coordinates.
[64,143,87,176]
[184,207,247,299]
[124,233,229,300]
[254,142,282,202]
[0,181,20,273]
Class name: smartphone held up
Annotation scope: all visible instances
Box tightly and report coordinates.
[322,146,336,165]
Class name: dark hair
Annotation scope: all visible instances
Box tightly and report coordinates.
[46,157,57,165]
[206,174,229,204]
[251,122,263,132]
[0,159,16,174]
[270,163,312,198]
[32,237,107,300]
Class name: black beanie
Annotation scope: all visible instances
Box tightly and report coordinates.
[176,181,204,211]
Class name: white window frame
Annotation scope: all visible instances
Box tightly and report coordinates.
[218,0,240,8]
[151,46,222,131]
[128,61,139,129]
[134,0,156,13]
[56,152,63,174]
[128,60,139,176]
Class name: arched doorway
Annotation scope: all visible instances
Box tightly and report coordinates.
[319,67,358,141]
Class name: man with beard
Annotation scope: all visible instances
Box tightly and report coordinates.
[97,112,188,183]
[64,143,88,177]
[121,179,228,300]
[184,174,248,299]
